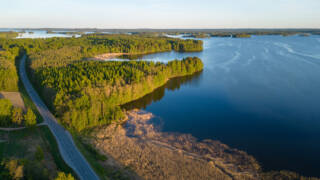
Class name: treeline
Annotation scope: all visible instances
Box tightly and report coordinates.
[0,46,20,91]
[123,71,203,110]
[32,57,203,131]
[0,32,19,39]
[82,34,203,53]
[183,33,210,38]
[0,34,203,69]
[0,34,203,56]
[0,35,203,131]
[232,34,252,38]
[0,158,74,180]
[164,30,319,38]
[0,99,37,127]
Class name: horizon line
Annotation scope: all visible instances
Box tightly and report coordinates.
[1,27,320,30]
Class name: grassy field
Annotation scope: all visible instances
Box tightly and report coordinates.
[0,126,76,179]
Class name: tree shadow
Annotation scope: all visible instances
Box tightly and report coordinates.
[122,70,203,110]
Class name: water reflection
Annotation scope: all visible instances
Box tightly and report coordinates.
[123,71,203,110]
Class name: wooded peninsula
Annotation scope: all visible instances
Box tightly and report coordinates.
[0,34,203,131]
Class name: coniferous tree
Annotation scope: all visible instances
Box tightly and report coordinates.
[24,108,37,127]
[55,172,75,180]
[12,107,23,125]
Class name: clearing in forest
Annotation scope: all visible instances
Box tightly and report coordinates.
[0,92,26,111]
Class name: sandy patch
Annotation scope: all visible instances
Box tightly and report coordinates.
[88,53,129,61]
[0,92,26,111]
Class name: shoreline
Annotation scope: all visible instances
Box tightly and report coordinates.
[88,109,320,180]
[89,109,260,180]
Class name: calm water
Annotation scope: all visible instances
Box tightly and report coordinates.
[0,29,82,38]
[124,35,320,177]
[16,30,82,39]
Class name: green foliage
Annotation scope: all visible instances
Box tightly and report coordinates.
[0,46,20,91]
[184,32,210,38]
[0,127,77,179]
[12,107,23,125]
[0,32,19,39]
[0,34,203,131]
[55,172,75,180]
[0,99,37,128]
[35,145,44,162]
[0,159,24,180]
[0,34,202,69]
[33,57,203,131]
[24,108,37,127]
[232,34,251,38]
[0,99,13,126]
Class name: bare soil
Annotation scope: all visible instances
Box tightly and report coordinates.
[89,53,129,61]
[0,91,26,111]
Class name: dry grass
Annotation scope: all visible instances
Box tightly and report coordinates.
[0,92,26,111]
[89,53,129,61]
[89,110,261,180]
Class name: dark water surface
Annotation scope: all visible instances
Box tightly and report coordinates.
[124,35,320,177]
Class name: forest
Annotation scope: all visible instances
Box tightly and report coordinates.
[0,32,19,39]
[33,57,203,131]
[0,46,20,91]
[0,35,203,131]
[0,99,37,127]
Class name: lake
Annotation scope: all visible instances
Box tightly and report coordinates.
[124,35,320,177]
[0,28,82,38]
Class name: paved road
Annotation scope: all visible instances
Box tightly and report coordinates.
[19,55,99,180]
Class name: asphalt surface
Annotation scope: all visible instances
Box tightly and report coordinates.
[19,55,99,180]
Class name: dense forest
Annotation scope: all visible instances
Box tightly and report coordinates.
[33,57,203,131]
[0,35,203,131]
[0,99,37,127]
[0,158,74,180]
[0,46,20,91]
[232,34,252,38]
[0,34,203,68]
[0,34,203,57]
[0,32,19,39]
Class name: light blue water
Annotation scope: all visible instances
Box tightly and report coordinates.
[125,35,320,177]
[16,30,81,39]
[0,29,81,38]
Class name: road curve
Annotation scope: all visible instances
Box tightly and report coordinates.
[19,55,99,180]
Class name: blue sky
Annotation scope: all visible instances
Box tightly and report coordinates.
[0,0,319,28]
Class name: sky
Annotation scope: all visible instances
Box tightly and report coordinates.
[0,0,319,29]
